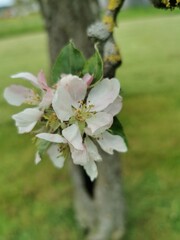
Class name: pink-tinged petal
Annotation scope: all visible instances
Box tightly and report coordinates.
[83,73,93,86]
[47,144,65,168]
[70,145,88,165]
[86,112,113,135]
[97,131,128,154]
[85,137,102,162]
[4,85,38,106]
[62,124,84,150]
[36,133,67,143]
[12,108,43,134]
[37,70,50,91]
[39,89,54,109]
[52,86,74,121]
[87,78,120,112]
[60,75,87,107]
[103,96,122,116]
[83,160,98,181]
[35,152,41,164]
[11,72,39,88]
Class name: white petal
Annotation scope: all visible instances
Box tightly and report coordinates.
[86,112,113,135]
[60,75,87,107]
[83,160,98,181]
[62,124,84,150]
[11,72,39,88]
[52,86,74,121]
[35,152,41,164]
[12,108,43,134]
[103,96,122,116]
[85,137,102,162]
[70,145,88,165]
[4,85,38,106]
[36,133,67,143]
[87,78,120,112]
[47,144,65,168]
[97,131,128,154]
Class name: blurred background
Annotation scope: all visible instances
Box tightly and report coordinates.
[0,0,180,239]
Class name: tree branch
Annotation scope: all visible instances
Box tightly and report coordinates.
[150,0,180,9]
[88,0,125,77]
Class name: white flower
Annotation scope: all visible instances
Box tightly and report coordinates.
[4,71,53,109]
[70,137,102,181]
[36,124,85,165]
[5,70,127,181]
[36,131,102,181]
[4,71,54,133]
[49,74,126,180]
[35,144,65,168]
[52,75,122,135]
[35,133,67,168]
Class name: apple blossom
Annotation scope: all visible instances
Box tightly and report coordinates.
[35,133,67,168]
[4,69,127,181]
[4,71,53,108]
[33,74,127,180]
[36,131,102,181]
[52,74,122,135]
[4,71,54,133]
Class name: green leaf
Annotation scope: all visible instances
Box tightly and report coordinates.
[36,139,50,155]
[82,44,103,83]
[51,41,86,83]
[110,117,128,146]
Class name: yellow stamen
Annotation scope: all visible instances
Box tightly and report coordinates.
[74,103,95,122]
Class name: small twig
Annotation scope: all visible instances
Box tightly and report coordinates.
[150,0,180,9]
[87,0,125,78]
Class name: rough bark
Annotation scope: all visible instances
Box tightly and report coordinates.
[70,151,125,240]
[37,0,126,239]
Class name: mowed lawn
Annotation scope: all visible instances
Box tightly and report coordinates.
[0,11,180,240]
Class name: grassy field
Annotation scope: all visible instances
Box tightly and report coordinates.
[0,14,44,39]
[0,8,180,240]
[0,7,179,38]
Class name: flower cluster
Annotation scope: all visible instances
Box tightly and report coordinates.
[4,71,127,181]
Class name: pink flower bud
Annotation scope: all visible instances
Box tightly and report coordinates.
[83,73,94,86]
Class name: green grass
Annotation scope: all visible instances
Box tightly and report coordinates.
[115,14,180,240]
[0,10,180,240]
[0,6,179,38]
[118,6,180,20]
[0,14,43,38]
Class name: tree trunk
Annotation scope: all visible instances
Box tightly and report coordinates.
[38,0,99,63]
[70,151,125,240]
[123,0,150,8]
[38,0,126,239]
